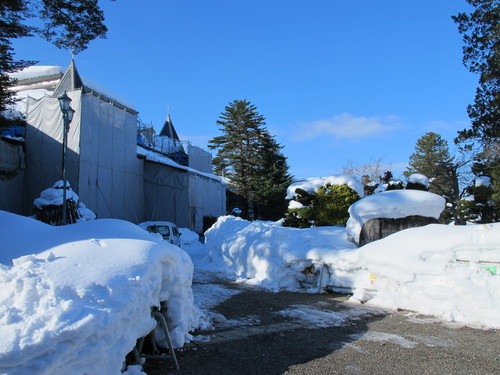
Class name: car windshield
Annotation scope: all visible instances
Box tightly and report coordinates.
[149,225,170,236]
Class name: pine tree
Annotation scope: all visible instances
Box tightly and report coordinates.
[253,133,293,220]
[452,0,499,145]
[208,100,292,221]
[406,133,455,195]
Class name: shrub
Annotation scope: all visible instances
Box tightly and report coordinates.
[313,184,360,226]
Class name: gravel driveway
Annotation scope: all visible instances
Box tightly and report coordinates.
[144,281,499,375]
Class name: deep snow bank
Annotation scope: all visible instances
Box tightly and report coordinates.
[204,216,357,290]
[203,215,500,329]
[348,223,500,328]
[0,211,197,375]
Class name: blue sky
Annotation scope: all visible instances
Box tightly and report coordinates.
[13,0,477,180]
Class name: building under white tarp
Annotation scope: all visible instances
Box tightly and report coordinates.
[1,61,226,232]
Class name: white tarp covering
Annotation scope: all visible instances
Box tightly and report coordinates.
[143,161,189,227]
[188,173,226,233]
[78,93,143,221]
[23,91,82,214]
[22,90,144,222]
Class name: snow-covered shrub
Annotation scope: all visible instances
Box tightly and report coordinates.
[33,180,96,225]
[313,184,360,226]
[284,175,364,228]
[457,176,498,224]
[405,173,429,191]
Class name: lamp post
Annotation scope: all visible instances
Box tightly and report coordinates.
[58,92,75,225]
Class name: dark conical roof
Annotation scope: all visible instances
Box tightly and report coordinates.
[53,59,85,97]
[159,114,180,140]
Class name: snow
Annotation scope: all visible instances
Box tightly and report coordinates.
[346,189,446,243]
[1,183,499,373]
[286,175,364,199]
[0,210,197,375]
[204,215,500,329]
[346,224,500,328]
[9,66,64,81]
[137,145,224,183]
[204,216,357,290]
[407,173,429,188]
[33,180,96,222]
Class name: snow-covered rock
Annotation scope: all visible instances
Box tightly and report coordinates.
[346,190,445,244]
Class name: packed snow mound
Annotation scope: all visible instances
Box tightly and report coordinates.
[204,216,357,290]
[203,215,500,328]
[0,210,197,375]
[286,175,364,199]
[179,227,200,247]
[350,223,500,328]
[346,190,445,243]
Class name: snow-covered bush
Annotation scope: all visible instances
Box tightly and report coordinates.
[284,175,363,228]
[313,184,360,226]
[405,173,429,191]
[33,180,96,225]
[457,176,498,224]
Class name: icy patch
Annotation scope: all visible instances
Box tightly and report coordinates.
[350,331,417,349]
[277,303,387,328]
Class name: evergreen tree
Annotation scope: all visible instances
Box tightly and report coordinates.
[405,133,455,196]
[208,100,292,221]
[0,0,109,126]
[253,133,293,220]
[405,132,464,223]
[452,0,499,145]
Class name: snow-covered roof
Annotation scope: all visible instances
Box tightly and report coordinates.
[286,175,364,199]
[9,63,136,112]
[137,145,223,183]
[9,65,65,81]
[346,189,445,243]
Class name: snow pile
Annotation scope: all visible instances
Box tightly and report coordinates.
[203,215,500,329]
[179,228,200,247]
[286,175,364,199]
[346,190,445,243]
[348,223,500,328]
[204,216,357,290]
[0,211,197,375]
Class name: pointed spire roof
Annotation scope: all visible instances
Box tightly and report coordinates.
[53,59,85,97]
[159,114,180,140]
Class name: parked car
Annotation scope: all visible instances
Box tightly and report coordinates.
[138,221,181,247]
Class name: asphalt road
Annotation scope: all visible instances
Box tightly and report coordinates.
[143,282,500,375]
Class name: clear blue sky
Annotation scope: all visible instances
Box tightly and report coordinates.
[13,0,477,180]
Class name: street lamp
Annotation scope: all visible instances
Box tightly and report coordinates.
[58,92,75,225]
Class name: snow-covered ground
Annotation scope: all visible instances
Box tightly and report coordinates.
[1,206,499,374]
[202,216,500,329]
